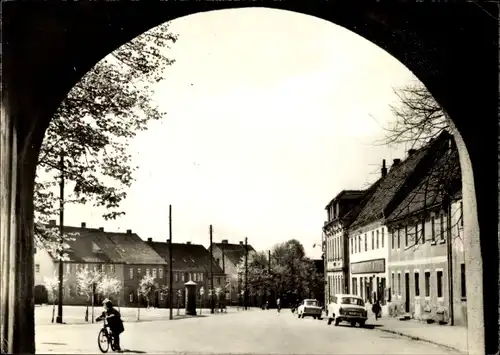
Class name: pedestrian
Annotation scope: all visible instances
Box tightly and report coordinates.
[371,299,381,320]
[276,297,281,313]
[96,299,124,352]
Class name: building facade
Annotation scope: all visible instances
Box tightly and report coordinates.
[385,136,466,325]
[148,240,226,308]
[35,222,168,307]
[211,240,256,306]
[347,137,443,313]
[323,189,370,303]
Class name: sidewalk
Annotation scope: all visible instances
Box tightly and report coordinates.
[370,316,468,354]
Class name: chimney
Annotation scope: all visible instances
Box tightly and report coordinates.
[147,237,152,243]
[381,159,387,178]
[186,241,191,245]
[222,239,228,244]
[81,222,86,228]
[392,159,401,168]
[49,220,56,226]
[239,241,243,245]
[126,229,132,234]
[98,227,104,232]
[408,149,417,157]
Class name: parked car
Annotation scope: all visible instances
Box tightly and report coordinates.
[327,294,368,327]
[297,299,323,319]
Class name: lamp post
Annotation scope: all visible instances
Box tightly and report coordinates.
[55,153,65,324]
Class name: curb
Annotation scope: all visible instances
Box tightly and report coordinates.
[375,326,467,354]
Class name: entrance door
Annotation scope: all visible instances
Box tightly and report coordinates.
[404,272,410,313]
[380,277,386,305]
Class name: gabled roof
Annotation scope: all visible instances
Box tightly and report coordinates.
[325,190,367,209]
[349,131,452,231]
[44,225,166,265]
[44,225,113,263]
[386,138,461,223]
[212,242,256,266]
[148,242,225,274]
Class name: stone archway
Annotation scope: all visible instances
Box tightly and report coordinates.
[1,2,498,354]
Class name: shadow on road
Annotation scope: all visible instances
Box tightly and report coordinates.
[333,323,383,329]
[122,349,146,353]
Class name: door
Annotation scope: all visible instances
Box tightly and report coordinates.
[404,273,410,313]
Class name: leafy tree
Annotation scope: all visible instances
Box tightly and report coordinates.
[76,267,102,322]
[43,273,67,323]
[34,22,178,252]
[96,273,122,310]
[138,274,158,309]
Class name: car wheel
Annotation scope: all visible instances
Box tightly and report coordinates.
[327,318,332,325]
[318,316,322,320]
[313,316,317,319]
[350,321,356,327]
[297,313,301,318]
[334,318,340,326]
[359,320,366,327]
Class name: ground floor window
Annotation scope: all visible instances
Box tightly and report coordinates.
[436,270,443,298]
[391,273,394,294]
[397,273,401,295]
[414,272,420,296]
[460,263,466,299]
[129,293,134,302]
[424,271,431,297]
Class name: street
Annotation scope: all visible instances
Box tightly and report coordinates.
[36,308,457,354]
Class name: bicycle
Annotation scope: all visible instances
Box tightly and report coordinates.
[97,317,116,353]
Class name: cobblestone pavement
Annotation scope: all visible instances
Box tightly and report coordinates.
[36,308,459,354]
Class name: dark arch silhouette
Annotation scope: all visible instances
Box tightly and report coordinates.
[1,2,498,354]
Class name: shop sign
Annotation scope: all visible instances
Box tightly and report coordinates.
[351,258,385,274]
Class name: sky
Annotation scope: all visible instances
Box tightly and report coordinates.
[56,8,419,259]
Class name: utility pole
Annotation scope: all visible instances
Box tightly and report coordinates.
[168,205,173,320]
[445,194,454,325]
[209,225,214,314]
[56,153,65,324]
[244,237,248,310]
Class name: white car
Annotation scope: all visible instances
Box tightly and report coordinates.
[297,299,323,319]
[327,294,368,327]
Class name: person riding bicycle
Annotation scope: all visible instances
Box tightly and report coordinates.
[96,299,124,352]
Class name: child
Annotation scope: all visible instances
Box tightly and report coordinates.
[96,299,124,352]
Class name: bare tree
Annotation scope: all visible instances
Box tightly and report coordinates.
[374,81,449,150]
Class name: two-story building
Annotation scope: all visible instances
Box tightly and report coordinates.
[323,189,374,303]
[211,240,256,306]
[34,222,168,307]
[148,240,226,308]
[385,135,465,325]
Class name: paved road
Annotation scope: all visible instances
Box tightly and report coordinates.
[36,309,457,354]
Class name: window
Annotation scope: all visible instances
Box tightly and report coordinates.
[440,214,445,240]
[159,268,163,279]
[397,228,401,248]
[350,238,353,254]
[437,271,443,298]
[431,216,436,241]
[93,264,98,272]
[421,219,425,244]
[414,272,420,296]
[175,273,179,282]
[66,264,71,274]
[129,293,133,302]
[371,231,374,250]
[425,272,431,297]
[146,268,150,276]
[217,278,221,285]
[376,230,379,249]
[397,273,401,295]
[352,278,357,295]
[391,229,395,249]
[460,202,463,227]
[405,225,408,246]
[181,273,185,282]
[391,273,394,294]
[35,264,40,273]
[381,229,384,248]
[138,268,141,274]
[461,264,466,298]
[152,268,157,278]
[200,273,204,282]
[129,268,133,279]
[364,234,367,251]
[160,292,164,301]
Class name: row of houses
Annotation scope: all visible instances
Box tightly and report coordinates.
[34,223,255,308]
[323,130,466,326]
